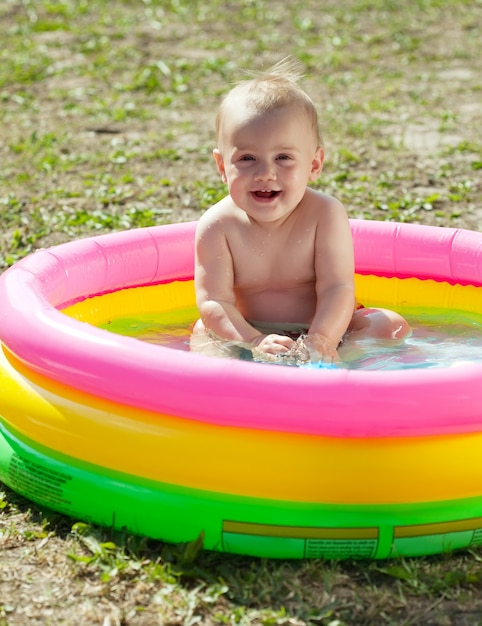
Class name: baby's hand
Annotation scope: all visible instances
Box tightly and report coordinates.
[251,333,296,356]
[303,333,339,363]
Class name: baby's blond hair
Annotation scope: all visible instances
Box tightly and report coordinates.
[216,57,322,147]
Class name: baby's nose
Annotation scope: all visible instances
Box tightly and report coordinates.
[255,161,276,180]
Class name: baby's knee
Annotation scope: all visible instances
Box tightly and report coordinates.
[191,318,206,336]
[381,309,410,340]
[387,310,411,340]
[349,308,411,341]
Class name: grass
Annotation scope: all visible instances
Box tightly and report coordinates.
[1,0,480,269]
[4,487,482,625]
[0,0,481,624]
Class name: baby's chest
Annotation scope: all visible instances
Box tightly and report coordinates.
[233,244,315,288]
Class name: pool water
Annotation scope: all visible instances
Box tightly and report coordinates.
[99,308,482,371]
[342,319,482,370]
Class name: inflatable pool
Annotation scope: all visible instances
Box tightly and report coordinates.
[2,219,482,560]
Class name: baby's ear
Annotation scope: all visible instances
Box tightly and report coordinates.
[309,147,324,180]
[213,149,227,182]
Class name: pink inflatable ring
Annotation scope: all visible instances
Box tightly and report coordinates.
[1,219,482,560]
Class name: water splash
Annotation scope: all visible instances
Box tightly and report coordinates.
[99,308,482,372]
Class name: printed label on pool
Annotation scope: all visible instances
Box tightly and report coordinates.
[9,453,72,508]
[222,520,379,559]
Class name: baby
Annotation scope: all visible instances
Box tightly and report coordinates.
[192,58,410,363]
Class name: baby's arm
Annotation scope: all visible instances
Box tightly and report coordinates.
[305,197,356,361]
[194,210,295,354]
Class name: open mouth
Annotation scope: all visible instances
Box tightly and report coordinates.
[253,189,280,199]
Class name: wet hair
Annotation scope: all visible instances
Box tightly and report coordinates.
[215,57,322,147]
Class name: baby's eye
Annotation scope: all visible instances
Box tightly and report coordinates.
[276,154,292,160]
[239,155,255,161]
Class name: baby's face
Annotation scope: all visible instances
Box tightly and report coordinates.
[214,103,323,224]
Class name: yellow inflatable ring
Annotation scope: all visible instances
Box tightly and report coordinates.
[1,219,482,559]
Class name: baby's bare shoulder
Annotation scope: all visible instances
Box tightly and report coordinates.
[304,188,344,210]
[198,196,243,227]
[196,197,246,247]
[298,189,347,224]
[197,197,229,231]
